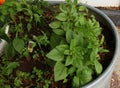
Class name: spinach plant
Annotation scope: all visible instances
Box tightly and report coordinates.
[47,0,108,87]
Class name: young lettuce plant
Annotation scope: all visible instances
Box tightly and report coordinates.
[46,0,108,87]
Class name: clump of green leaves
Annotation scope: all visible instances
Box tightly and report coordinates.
[0,60,19,87]
[0,0,109,87]
[14,67,52,88]
[47,0,108,87]
[0,0,49,58]
[31,67,52,88]
[14,71,30,87]
[0,0,51,87]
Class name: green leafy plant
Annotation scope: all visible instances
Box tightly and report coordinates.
[31,67,52,88]
[14,67,52,88]
[14,71,30,87]
[0,0,48,58]
[47,0,108,87]
[0,60,19,87]
[0,0,110,87]
[0,0,51,87]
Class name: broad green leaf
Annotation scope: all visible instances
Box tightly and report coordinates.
[64,50,70,55]
[27,23,32,31]
[98,47,109,53]
[49,21,61,29]
[75,20,80,27]
[56,13,67,21]
[4,85,11,88]
[100,35,104,44]
[93,27,101,36]
[73,57,83,68]
[13,38,25,54]
[46,44,68,61]
[0,15,5,22]
[72,76,80,88]
[53,29,65,35]
[63,78,68,83]
[70,39,75,50]
[65,56,73,66]
[70,5,76,14]
[7,62,19,69]
[6,62,19,75]
[94,60,102,74]
[62,22,71,31]
[79,6,86,11]
[5,43,16,58]
[68,66,76,75]
[59,4,67,13]
[77,68,92,85]
[34,13,40,23]
[90,48,98,61]
[87,42,94,49]
[73,0,78,5]
[74,34,83,46]
[50,33,61,48]
[79,15,85,25]
[70,35,83,50]
[54,62,68,81]
[66,30,73,43]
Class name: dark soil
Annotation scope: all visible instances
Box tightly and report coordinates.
[99,23,115,70]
